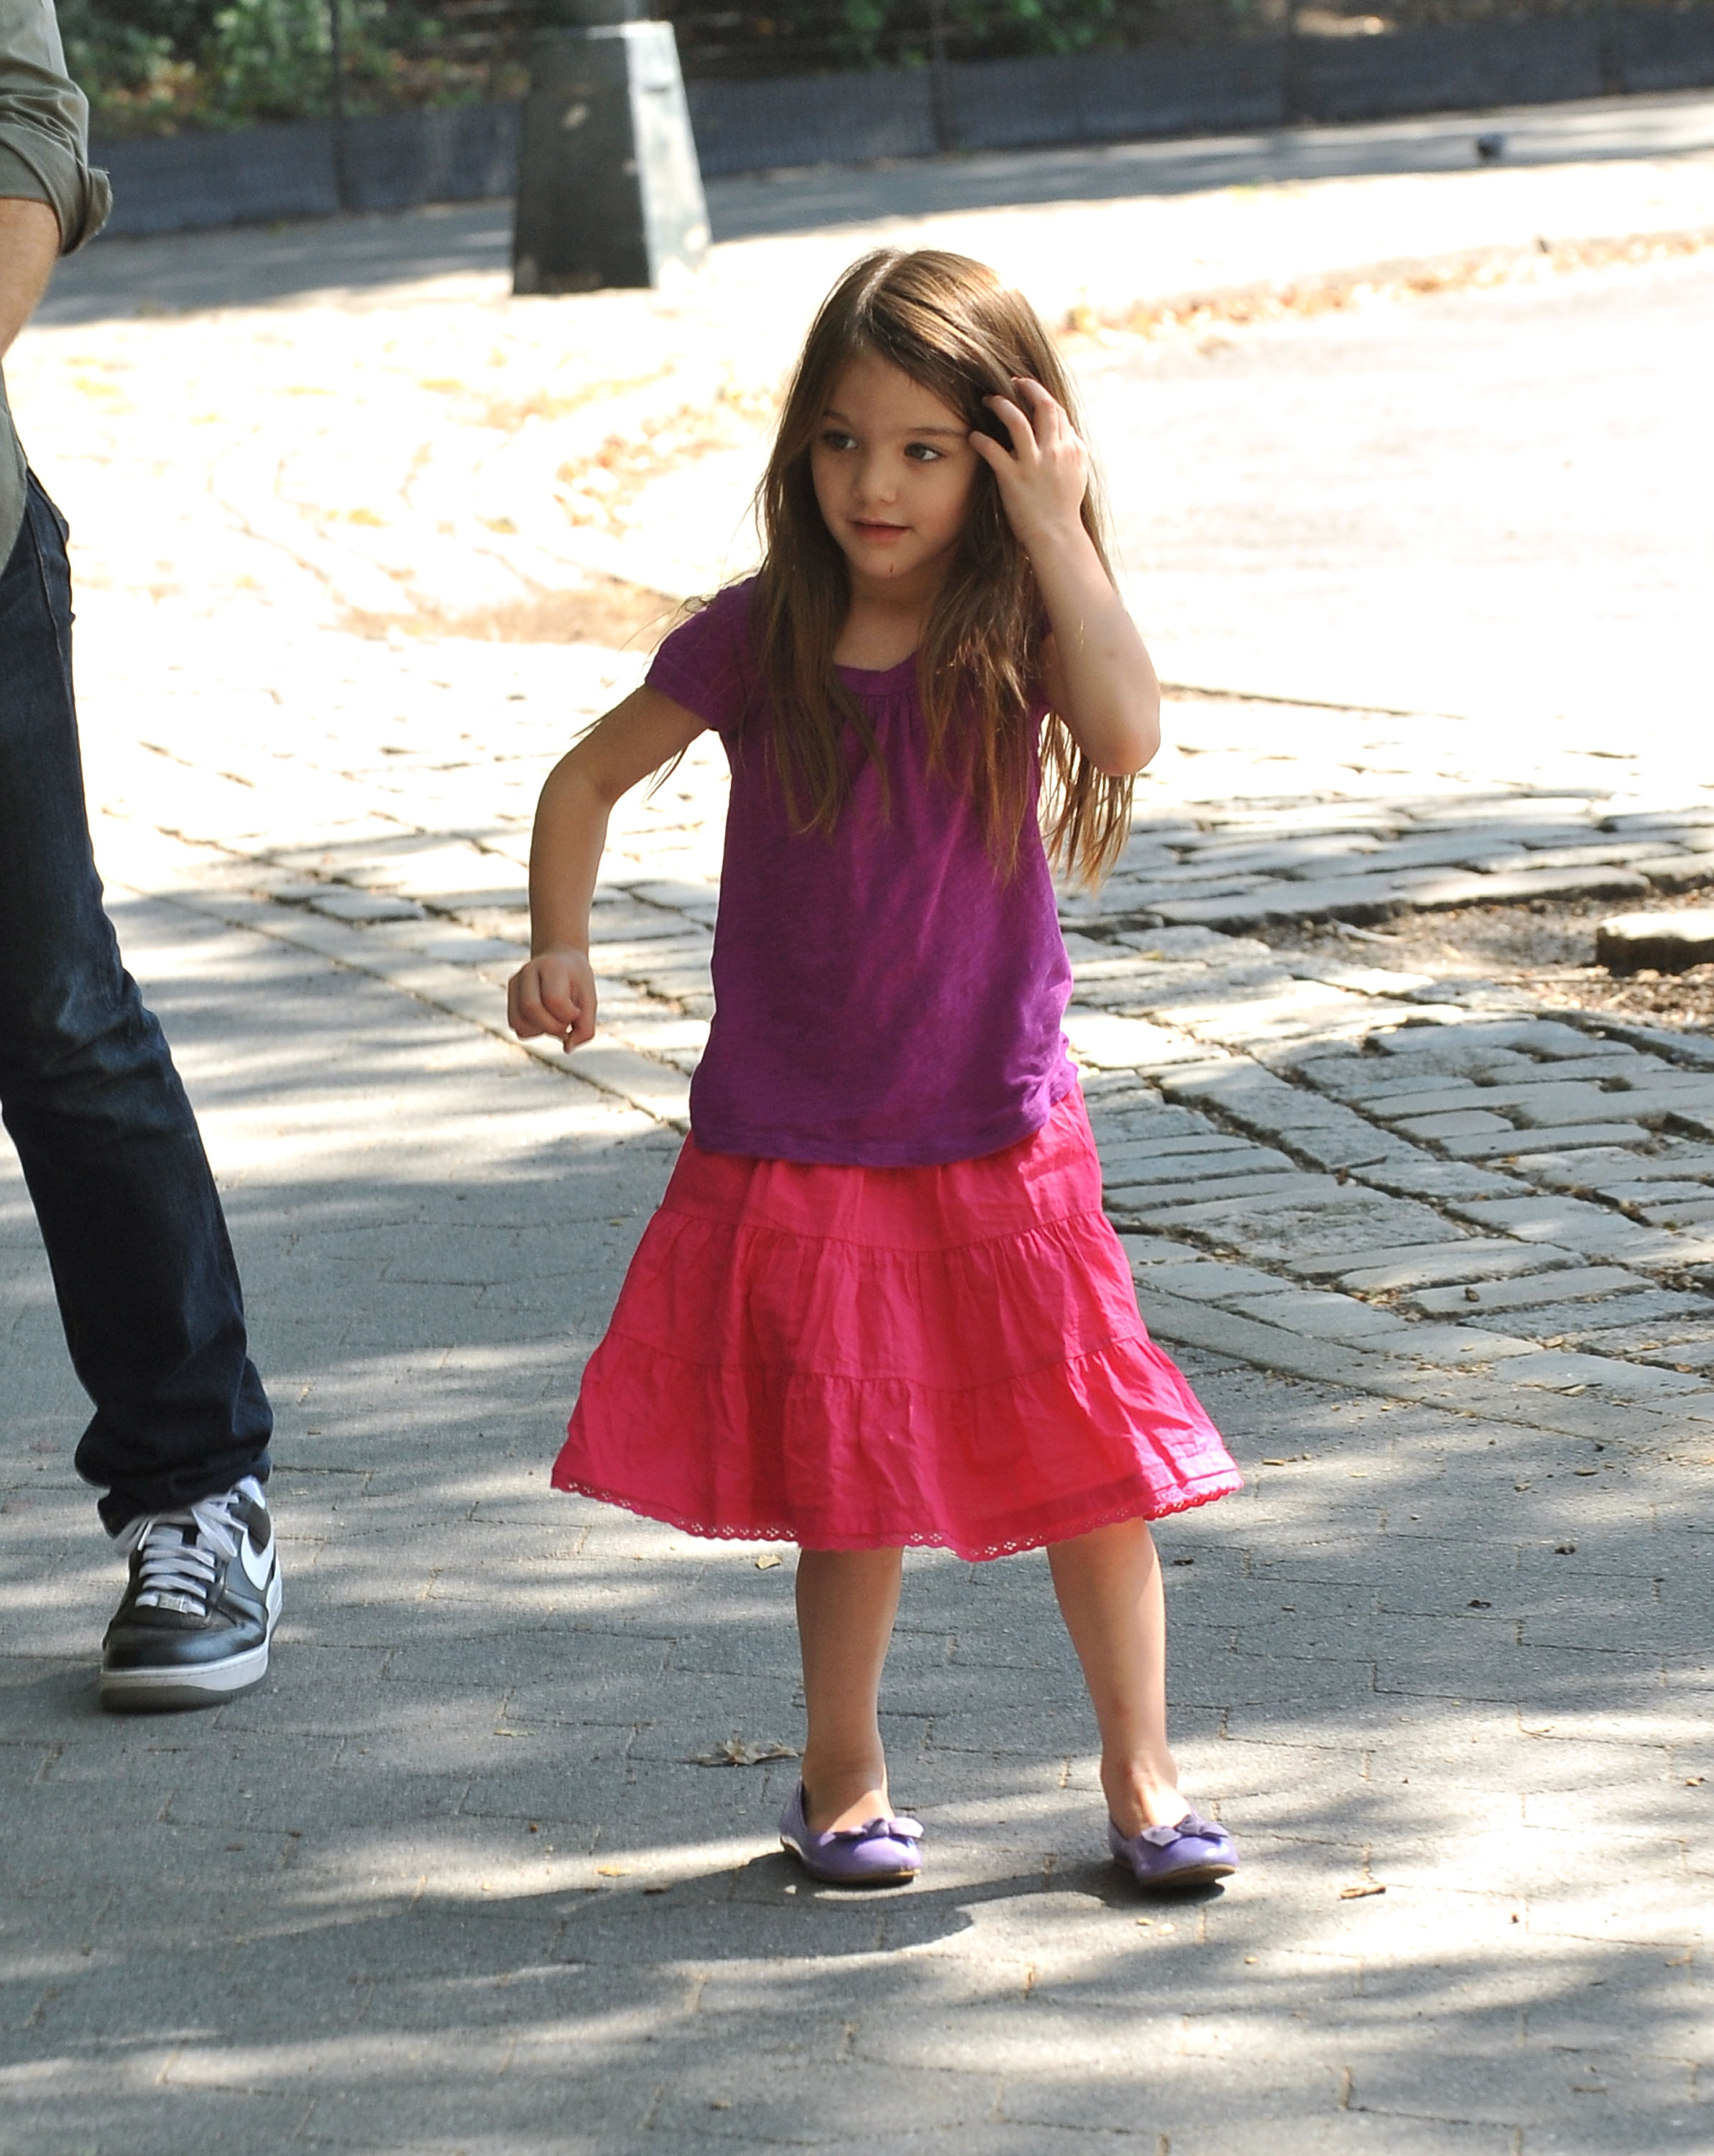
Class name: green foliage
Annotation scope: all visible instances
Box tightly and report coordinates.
[671,0,1143,73]
[207,0,331,121]
[939,0,1123,57]
[68,0,470,132]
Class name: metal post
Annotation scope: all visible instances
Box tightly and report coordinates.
[927,0,956,153]
[1281,0,1304,126]
[327,0,349,209]
[513,0,710,293]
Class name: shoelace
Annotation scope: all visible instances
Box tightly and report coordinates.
[117,1478,262,1614]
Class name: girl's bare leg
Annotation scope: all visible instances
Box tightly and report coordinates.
[1047,1518,1188,1836]
[795,1547,904,1833]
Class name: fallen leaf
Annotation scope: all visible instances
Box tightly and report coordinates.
[694,1735,799,1768]
[755,1554,783,1570]
[1339,1883,1386,1900]
[596,1864,629,1876]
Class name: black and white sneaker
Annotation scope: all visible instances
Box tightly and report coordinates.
[100,1476,282,1711]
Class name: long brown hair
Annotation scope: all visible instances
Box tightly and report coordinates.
[751,247,1133,888]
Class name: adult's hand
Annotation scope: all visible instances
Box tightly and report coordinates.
[0,195,60,359]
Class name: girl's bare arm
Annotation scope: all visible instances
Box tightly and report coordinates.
[507,686,705,1049]
[970,377,1161,778]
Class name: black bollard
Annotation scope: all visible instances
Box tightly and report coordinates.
[513,0,709,295]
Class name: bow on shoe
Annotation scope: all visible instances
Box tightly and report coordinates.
[826,1815,923,1844]
[1138,1812,1225,1848]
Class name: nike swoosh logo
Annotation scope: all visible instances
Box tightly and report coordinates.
[239,1532,275,1592]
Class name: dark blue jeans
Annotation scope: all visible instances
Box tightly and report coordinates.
[0,474,271,1531]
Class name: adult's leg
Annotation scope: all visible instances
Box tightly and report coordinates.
[0,474,272,1532]
[795,1546,903,1832]
[1047,1517,1187,1835]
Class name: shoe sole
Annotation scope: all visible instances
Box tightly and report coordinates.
[780,1838,921,1886]
[100,1570,282,1714]
[1116,1856,1238,1890]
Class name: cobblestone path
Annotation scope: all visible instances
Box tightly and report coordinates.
[78,616,1714,1435]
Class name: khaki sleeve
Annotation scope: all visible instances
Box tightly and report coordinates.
[0,0,111,252]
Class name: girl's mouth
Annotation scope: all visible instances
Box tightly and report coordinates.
[851,520,908,543]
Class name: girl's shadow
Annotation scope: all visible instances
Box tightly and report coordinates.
[706,1848,1227,1955]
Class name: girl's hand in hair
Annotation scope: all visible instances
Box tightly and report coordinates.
[972,376,1161,778]
[970,377,1089,550]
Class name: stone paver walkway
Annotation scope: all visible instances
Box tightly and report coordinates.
[3,128,1712,2154]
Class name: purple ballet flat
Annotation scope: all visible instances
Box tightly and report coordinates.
[1109,1810,1238,1890]
[778,1783,923,1886]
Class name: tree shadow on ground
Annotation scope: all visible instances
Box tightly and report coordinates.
[0,886,1707,2152]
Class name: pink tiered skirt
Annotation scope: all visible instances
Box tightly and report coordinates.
[553,1086,1242,1560]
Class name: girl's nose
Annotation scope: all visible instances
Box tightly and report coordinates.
[852,452,895,505]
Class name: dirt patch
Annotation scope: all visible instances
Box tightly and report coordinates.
[1265,892,1714,1031]
[344,573,683,651]
[1069,226,1714,345]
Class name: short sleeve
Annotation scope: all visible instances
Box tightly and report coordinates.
[645,580,757,739]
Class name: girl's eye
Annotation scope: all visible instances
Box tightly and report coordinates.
[904,442,942,463]
[819,429,856,451]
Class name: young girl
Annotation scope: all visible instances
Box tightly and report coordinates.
[509,248,1243,1892]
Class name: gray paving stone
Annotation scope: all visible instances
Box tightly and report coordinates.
[1096,1130,1258,1168]
[1307,1053,1536,1102]
[1634,1194,1714,1227]
[1498,1349,1713,1395]
[1151,874,1423,929]
[1133,1258,1298,1302]
[1389,1323,1544,1363]
[1112,1233,1206,1266]
[1225,1289,1413,1341]
[1450,1194,1703,1266]
[1596,909,1714,972]
[1410,1266,1653,1316]
[1582,1322,1714,1367]
[1408,862,1654,908]
[1323,1241,1582,1292]
[1392,1107,1518,1143]
[1592,1021,1714,1070]
[1350,1156,1529,1201]
[1107,1167,1312,1211]
[1102,1143,1296,1187]
[1441,1120,1657,1159]
[1383,1081,1620,1125]
[1508,1141,1714,1191]
[1138,1290,1414,1390]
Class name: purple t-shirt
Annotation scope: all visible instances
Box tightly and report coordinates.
[646,581,1076,1168]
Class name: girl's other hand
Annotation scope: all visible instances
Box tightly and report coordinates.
[508,946,597,1050]
[970,377,1089,550]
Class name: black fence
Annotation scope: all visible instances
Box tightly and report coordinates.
[91,3,1714,235]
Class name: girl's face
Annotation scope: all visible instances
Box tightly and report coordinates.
[809,352,981,595]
